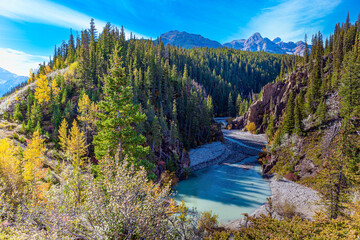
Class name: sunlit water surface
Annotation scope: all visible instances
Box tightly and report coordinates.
[175,156,270,223]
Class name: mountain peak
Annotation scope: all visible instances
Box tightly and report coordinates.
[158,30,222,49]
[158,31,309,56]
[249,32,263,42]
[0,67,27,97]
[273,37,282,43]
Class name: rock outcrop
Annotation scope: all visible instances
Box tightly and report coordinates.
[230,65,309,133]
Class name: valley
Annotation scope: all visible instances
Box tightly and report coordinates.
[0,8,359,239]
[175,120,270,223]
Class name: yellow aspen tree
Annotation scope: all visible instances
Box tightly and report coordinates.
[35,74,50,105]
[51,79,60,96]
[23,131,48,199]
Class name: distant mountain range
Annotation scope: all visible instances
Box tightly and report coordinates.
[157,31,309,55]
[0,67,27,97]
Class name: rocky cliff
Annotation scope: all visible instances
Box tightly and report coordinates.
[229,64,309,133]
[230,54,344,182]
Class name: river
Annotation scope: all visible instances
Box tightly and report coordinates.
[174,120,271,223]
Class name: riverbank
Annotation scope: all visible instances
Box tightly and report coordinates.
[226,177,323,230]
[187,128,323,228]
[189,130,267,171]
[175,130,271,223]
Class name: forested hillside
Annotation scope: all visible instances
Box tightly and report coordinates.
[211,14,360,238]
[0,18,299,238]
[2,13,359,239]
[0,19,297,180]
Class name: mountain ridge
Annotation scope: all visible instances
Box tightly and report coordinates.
[0,67,27,97]
[158,31,310,55]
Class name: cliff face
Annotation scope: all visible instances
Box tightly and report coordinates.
[230,65,308,133]
[230,55,345,182]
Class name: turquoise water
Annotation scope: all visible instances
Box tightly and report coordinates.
[174,156,270,223]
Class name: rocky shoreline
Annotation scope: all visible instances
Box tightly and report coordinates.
[188,128,323,230]
[189,130,267,171]
[226,177,323,230]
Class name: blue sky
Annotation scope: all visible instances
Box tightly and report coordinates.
[0,0,358,76]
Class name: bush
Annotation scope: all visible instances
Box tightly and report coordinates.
[12,132,19,140]
[19,136,26,144]
[245,122,257,134]
[274,199,297,219]
[198,211,218,234]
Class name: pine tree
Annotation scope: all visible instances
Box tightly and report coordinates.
[151,115,162,152]
[266,114,275,140]
[93,43,153,173]
[282,91,295,135]
[228,92,235,117]
[304,34,309,64]
[236,94,242,116]
[206,95,214,118]
[339,51,360,121]
[13,103,23,122]
[294,98,304,136]
[66,29,75,64]
[316,97,327,124]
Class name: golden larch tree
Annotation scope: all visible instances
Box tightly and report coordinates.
[0,138,20,179]
[51,79,60,96]
[35,74,50,105]
[22,131,49,199]
[68,120,87,172]
[59,118,69,153]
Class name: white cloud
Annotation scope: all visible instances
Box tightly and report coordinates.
[0,0,146,39]
[237,0,341,42]
[0,48,48,76]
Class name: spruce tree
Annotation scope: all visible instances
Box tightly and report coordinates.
[227,92,235,117]
[282,91,295,135]
[316,97,327,124]
[151,115,162,152]
[93,44,153,173]
[266,114,275,140]
[339,51,360,121]
[294,98,304,136]
[236,94,242,116]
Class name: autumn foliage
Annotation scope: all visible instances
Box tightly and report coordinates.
[245,122,257,134]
